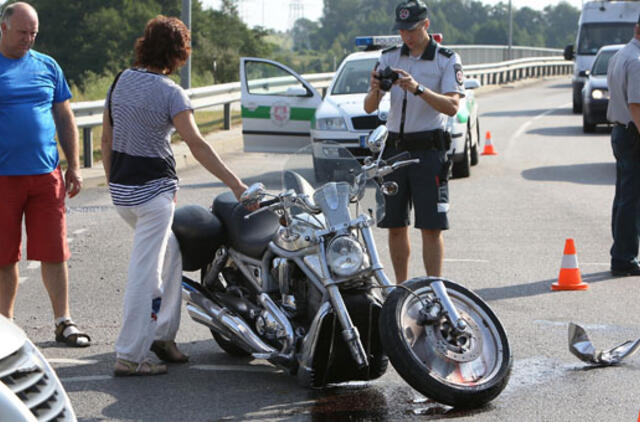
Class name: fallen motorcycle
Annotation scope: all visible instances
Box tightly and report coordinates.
[173,126,512,408]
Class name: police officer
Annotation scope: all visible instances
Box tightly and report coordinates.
[364,0,464,282]
[607,15,640,276]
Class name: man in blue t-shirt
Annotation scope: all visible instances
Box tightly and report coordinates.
[0,2,91,347]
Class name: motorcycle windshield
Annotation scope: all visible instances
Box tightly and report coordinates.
[281,141,386,225]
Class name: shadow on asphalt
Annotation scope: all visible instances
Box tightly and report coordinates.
[476,271,612,301]
[521,162,614,185]
[482,108,574,118]
[547,82,572,89]
[53,340,497,421]
[526,125,612,137]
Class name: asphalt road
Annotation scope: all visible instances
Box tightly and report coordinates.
[11,76,640,422]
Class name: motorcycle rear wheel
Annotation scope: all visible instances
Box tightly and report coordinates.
[379,277,512,408]
[211,330,252,357]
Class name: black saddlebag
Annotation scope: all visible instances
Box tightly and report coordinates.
[172,204,226,271]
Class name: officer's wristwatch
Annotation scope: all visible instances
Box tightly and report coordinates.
[413,84,425,96]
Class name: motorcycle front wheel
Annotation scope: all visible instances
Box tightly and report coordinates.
[379,277,512,409]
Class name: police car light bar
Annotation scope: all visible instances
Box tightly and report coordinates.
[355,33,443,48]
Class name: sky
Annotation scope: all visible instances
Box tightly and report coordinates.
[201,0,585,32]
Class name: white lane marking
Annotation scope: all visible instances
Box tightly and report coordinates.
[72,228,87,235]
[444,258,489,263]
[48,358,98,365]
[534,319,621,331]
[27,261,40,270]
[18,277,28,284]
[191,364,283,373]
[61,375,111,383]
[509,101,572,143]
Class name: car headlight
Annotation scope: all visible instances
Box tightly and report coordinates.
[326,235,364,277]
[316,117,347,131]
[591,89,608,100]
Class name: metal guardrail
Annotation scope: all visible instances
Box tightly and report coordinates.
[71,56,572,168]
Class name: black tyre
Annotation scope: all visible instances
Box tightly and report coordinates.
[582,112,596,133]
[379,277,512,408]
[572,92,582,114]
[211,330,252,357]
[470,119,480,166]
[452,130,471,178]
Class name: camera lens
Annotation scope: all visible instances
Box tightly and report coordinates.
[379,79,393,91]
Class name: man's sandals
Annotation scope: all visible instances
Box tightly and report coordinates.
[55,320,91,347]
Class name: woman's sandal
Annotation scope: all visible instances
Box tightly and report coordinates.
[113,359,168,377]
[55,320,91,348]
[150,340,189,363]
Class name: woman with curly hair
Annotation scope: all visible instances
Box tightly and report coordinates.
[101,15,248,376]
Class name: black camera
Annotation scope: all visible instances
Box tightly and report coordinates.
[375,66,399,91]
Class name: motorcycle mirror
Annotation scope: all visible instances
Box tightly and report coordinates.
[381,181,399,196]
[240,182,266,205]
[366,125,388,154]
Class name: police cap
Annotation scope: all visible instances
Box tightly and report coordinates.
[392,0,428,31]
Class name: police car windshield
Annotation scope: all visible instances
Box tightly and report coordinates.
[578,23,635,55]
[331,58,378,95]
[591,49,619,76]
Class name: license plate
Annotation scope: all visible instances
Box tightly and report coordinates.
[359,135,367,148]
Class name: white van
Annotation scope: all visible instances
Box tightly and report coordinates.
[564,0,640,113]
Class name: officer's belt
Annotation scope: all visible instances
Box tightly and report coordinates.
[388,130,450,151]
[615,122,640,140]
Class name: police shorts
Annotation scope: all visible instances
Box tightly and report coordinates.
[377,146,449,230]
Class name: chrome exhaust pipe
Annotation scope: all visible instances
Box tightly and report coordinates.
[182,284,276,355]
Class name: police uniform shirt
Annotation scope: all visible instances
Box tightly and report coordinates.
[377,37,465,133]
[607,38,640,126]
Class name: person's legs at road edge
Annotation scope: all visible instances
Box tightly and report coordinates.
[421,229,443,277]
[0,263,19,318]
[41,261,70,320]
[388,226,410,283]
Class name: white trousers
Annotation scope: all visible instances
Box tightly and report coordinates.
[114,192,183,363]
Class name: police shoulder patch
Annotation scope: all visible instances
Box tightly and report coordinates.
[454,63,464,86]
[381,45,400,54]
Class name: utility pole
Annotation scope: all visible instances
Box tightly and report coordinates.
[508,0,513,61]
[180,0,192,89]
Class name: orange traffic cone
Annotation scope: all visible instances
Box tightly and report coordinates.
[551,238,588,291]
[481,131,498,155]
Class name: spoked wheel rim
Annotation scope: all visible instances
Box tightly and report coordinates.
[398,286,505,389]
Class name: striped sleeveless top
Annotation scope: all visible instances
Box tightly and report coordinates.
[106,68,192,206]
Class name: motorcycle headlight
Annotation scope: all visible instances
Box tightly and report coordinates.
[326,236,364,277]
[316,117,347,131]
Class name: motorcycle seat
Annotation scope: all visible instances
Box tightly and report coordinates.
[213,191,279,259]
[172,204,225,271]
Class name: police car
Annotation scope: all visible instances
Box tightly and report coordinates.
[240,35,481,178]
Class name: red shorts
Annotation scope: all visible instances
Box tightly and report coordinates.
[0,167,70,265]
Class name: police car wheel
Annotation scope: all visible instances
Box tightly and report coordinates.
[452,131,471,178]
[470,119,480,166]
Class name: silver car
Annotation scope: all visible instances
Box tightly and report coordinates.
[0,315,76,422]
